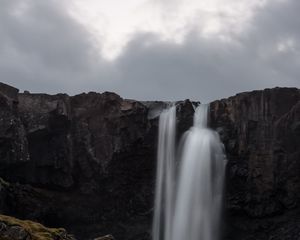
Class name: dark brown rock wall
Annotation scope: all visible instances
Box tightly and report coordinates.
[210,88,300,239]
[0,82,299,240]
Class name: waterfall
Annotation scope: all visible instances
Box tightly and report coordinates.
[153,104,225,240]
[152,106,176,240]
[172,104,225,240]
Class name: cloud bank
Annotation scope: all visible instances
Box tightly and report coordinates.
[0,0,299,102]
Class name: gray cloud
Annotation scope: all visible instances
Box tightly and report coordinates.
[112,0,300,101]
[0,0,299,102]
[0,0,111,93]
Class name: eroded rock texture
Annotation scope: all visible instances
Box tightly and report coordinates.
[0,83,165,240]
[0,82,299,240]
[210,88,300,239]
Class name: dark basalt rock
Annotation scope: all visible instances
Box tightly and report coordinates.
[0,82,299,240]
[210,87,300,239]
[0,83,29,168]
[0,87,163,239]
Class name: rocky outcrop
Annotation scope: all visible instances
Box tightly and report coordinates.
[0,82,299,240]
[210,87,300,239]
[0,85,164,240]
[0,214,75,240]
[0,83,29,167]
[6,91,153,193]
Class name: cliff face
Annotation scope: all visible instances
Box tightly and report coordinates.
[0,82,299,240]
[211,88,300,215]
[210,88,300,239]
[0,83,168,240]
[8,91,151,191]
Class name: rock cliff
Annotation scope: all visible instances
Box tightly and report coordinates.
[0,82,299,240]
[210,88,300,239]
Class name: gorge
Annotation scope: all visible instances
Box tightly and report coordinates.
[0,82,300,240]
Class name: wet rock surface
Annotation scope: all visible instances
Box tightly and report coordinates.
[0,82,299,239]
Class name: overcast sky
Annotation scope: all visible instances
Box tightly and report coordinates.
[0,0,299,102]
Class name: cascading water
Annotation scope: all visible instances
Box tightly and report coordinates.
[153,106,176,240]
[153,104,225,240]
[172,104,225,240]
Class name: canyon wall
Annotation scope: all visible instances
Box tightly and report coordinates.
[0,82,299,240]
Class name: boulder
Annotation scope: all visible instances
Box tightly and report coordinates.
[0,214,75,240]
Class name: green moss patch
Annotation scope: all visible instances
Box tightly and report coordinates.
[0,214,71,240]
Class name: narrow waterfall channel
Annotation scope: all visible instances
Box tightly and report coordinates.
[152,106,176,240]
[153,104,225,240]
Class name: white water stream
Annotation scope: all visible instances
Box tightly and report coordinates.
[153,106,176,240]
[153,104,225,240]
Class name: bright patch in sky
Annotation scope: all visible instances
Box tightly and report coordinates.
[277,38,296,53]
[68,0,269,60]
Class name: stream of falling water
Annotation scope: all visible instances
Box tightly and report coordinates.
[152,106,176,240]
[153,104,225,240]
